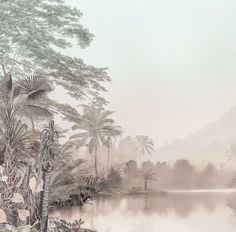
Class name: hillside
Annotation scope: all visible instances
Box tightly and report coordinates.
[154,106,236,164]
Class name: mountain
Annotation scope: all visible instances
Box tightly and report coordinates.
[154,106,236,164]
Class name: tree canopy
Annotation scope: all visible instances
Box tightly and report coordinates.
[0,0,110,106]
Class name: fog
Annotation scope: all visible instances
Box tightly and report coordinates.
[2,0,236,231]
[66,0,236,147]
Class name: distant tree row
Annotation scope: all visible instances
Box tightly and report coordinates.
[123,159,234,191]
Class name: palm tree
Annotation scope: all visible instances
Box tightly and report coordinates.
[40,120,58,232]
[104,124,122,175]
[139,162,157,192]
[14,74,52,138]
[133,135,154,165]
[70,107,114,177]
[0,73,52,162]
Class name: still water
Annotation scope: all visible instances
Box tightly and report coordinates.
[51,192,236,232]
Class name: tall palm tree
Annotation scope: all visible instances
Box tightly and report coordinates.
[70,107,114,177]
[39,120,58,232]
[0,73,52,162]
[104,124,122,175]
[133,135,154,164]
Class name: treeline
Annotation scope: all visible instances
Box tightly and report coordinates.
[121,159,234,190]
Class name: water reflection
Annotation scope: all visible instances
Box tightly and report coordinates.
[51,193,236,232]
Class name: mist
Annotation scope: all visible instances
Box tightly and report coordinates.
[1,0,236,232]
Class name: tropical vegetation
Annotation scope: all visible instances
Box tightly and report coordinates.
[2,0,234,232]
[70,108,121,177]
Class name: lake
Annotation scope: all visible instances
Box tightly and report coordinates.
[51,192,236,232]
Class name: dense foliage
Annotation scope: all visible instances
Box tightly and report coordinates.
[0,0,110,108]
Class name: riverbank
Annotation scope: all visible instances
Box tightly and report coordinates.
[98,188,168,197]
[98,188,236,198]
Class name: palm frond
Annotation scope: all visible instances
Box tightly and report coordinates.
[17,104,52,118]
[14,74,52,101]
[0,73,13,103]
[70,132,88,140]
[133,135,154,156]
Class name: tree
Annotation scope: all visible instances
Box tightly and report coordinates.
[154,162,172,189]
[196,162,220,189]
[123,160,139,188]
[39,120,58,232]
[139,161,157,192]
[133,135,154,164]
[104,124,122,175]
[106,166,123,188]
[172,159,195,189]
[70,107,114,177]
[0,0,110,108]
[124,160,139,179]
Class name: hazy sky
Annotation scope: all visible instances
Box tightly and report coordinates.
[65,0,236,146]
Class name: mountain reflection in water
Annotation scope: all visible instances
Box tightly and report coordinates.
[51,193,236,232]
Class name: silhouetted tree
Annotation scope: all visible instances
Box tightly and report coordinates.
[139,161,157,192]
[196,162,221,188]
[172,159,195,189]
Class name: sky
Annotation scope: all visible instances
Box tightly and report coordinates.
[64,0,236,146]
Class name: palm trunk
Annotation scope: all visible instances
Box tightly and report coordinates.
[30,115,36,142]
[138,152,143,188]
[40,169,51,232]
[107,145,110,175]
[95,146,98,177]
[140,150,144,166]
[144,179,147,192]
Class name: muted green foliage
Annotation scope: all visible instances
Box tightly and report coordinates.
[51,175,106,207]
[0,1,119,231]
[48,217,96,232]
[0,73,52,163]
[105,166,123,188]
[0,0,110,107]
[70,107,116,176]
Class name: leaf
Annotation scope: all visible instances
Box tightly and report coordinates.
[35,179,44,194]
[29,177,37,194]
[0,209,7,223]
[0,166,3,175]
[15,176,24,188]
[29,177,44,194]
[16,74,52,101]
[0,73,13,101]
[18,209,30,221]
[11,193,24,204]
[1,175,8,183]
[17,105,52,118]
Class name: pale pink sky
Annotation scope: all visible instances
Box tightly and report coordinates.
[60,0,236,146]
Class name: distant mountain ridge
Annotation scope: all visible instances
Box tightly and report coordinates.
[154,106,236,164]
